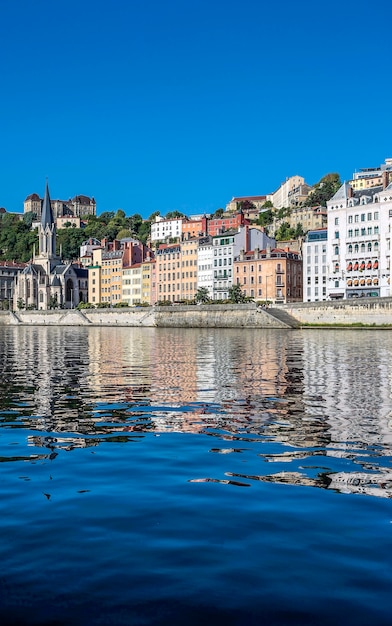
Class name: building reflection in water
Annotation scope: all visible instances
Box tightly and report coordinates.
[0,326,392,497]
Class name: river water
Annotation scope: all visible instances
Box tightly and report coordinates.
[0,326,391,625]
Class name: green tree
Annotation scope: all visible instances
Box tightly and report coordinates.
[195,287,211,304]
[212,208,224,218]
[275,221,294,241]
[257,209,273,227]
[228,284,247,303]
[57,228,85,260]
[165,210,186,219]
[116,228,132,240]
[304,173,341,207]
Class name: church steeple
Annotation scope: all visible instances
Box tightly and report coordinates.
[38,180,58,266]
[41,179,54,228]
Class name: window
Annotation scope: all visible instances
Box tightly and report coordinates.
[374,226,379,234]
[354,228,359,237]
[348,244,352,253]
[334,217,339,225]
[368,213,372,221]
[335,231,339,240]
[348,215,353,224]
[348,229,353,238]
[355,215,359,223]
[334,246,339,255]
[361,213,365,222]
[367,227,372,235]
[374,212,379,220]
[361,228,366,236]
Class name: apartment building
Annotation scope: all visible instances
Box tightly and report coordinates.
[303,229,328,302]
[350,158,392,191]
[0,261,26,309]
[270,205,327,237]
[141,259,156,305]
[326,181,392,299]
[234,247,303,303]
[150,216,183,243]
[197,235,214,297]
[122,264,142,306]
[212,231,237,300]
[182,216,208,239]
[156,243,182,302]
[268,175,308,209]
[89,247,123,304]
[208,212,249,237]
[180,237,198,301]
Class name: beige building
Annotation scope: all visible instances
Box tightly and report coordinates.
[24,192,96,220]
[156,243,182,302]
[180,237,198,301]
[141,260,156,304]
[349,158,392,191]
[270,205,327,237]
[89,247,123,305]
[122,264,142,306]
[268,175,308,209]
[234,247,303,303]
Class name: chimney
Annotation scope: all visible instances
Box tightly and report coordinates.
[382,171,388,190]
[254,246,259,260]
[266,245,271,258]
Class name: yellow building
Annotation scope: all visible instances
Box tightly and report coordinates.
[122,264,142,306]
[141,260,155,304]
[89,247,123,305]
[180,237,198,301]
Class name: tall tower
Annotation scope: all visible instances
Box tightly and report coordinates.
[36,181,60,273]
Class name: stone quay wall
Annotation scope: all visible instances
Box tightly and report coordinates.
[280,297,392,326]
[0,305,288,328]
[1,297,392,327]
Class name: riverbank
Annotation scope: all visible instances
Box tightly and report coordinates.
[2,297,392,327]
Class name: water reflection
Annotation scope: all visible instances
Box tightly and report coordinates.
[0,326,392,497]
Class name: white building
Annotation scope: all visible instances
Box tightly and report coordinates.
[197,235,214,297]
[150,216,183,243]
[327,182,392,300]
[303,229,327,302]
[268,175,308,209]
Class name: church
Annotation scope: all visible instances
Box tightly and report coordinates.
[13,182,88,310]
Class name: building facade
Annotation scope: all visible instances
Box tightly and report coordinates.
[303,229,328,302]
[326,182,392,299]
[24,192,96,220]
[234,247,303,303]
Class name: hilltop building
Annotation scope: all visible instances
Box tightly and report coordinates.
[24,192,96,220]
[349,158,392,191]
[14,182,88,310]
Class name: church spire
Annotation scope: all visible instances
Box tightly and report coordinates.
[38,180,57,264]
[41,179,54,228]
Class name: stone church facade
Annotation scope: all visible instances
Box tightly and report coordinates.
[14,183,88,310]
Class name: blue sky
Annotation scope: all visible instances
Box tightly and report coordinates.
[1,0,391,217]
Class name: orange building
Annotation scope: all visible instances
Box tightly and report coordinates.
[234,247,303,304]
[156,243,182,302]
[182,217,208,239]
